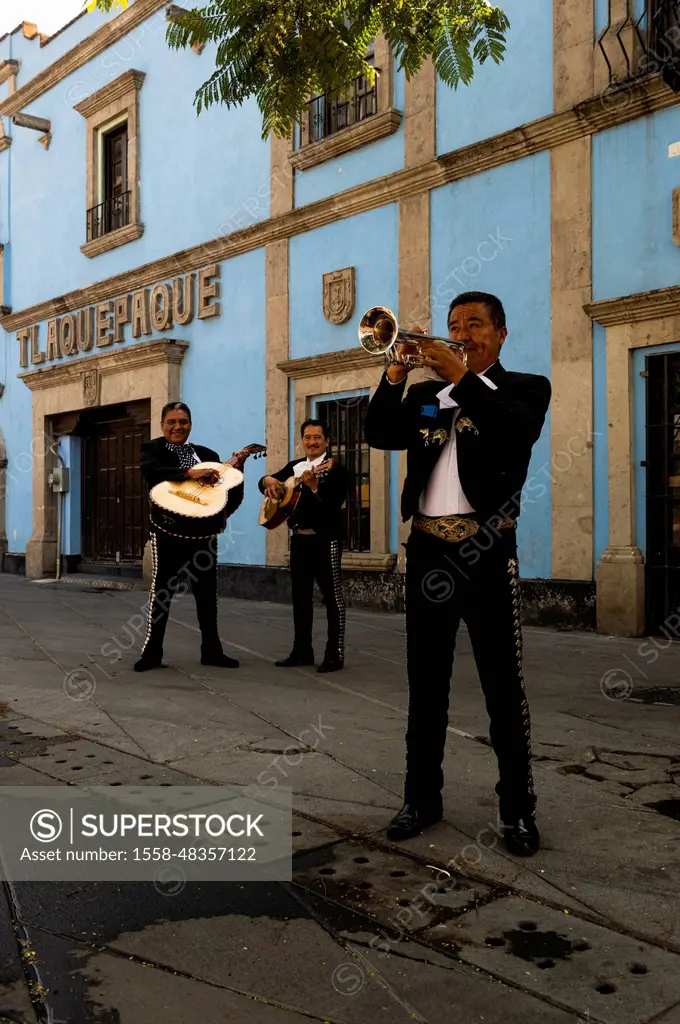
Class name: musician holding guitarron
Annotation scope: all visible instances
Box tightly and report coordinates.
[135,401,265,672]
[259,419,348,673]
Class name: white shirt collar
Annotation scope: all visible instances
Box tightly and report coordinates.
[436,364,498,408]
[293,451,327,477]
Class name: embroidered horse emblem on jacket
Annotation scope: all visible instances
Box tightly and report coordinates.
[455,417,479,435]
[420,428,449,447]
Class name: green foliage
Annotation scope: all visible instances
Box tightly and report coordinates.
[92,0,509,139]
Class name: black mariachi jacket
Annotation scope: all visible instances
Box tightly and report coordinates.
[365,362,551,523]
[140,437,244,519]
[257,458,348,540]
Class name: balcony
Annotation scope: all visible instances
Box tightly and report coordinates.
[86,190,131,243]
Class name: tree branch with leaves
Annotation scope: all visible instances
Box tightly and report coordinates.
[91,0,509,139]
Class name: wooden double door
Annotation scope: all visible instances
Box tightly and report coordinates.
[81,402,150,564]
[645,354,680,632]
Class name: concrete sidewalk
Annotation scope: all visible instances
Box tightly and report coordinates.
[0,573,679,1024]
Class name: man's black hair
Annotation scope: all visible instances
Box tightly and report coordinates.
[448,291,506,330]
[161,402,192,421]
[300,418,329,439]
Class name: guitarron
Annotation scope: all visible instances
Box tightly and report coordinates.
[151,443,266,539]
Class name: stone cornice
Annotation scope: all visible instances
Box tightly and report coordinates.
[277,347,378,379]
[0,0,165,118]
[74,69,145,118]
[0,60,19,86]
[290,109,402,171]
[438,74,676,179]
[584,285,680,327]
[3,73,680,334]
[19,338,188,390]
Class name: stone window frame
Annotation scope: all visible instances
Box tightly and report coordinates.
[586,287,680,636]
[75,70,145,259]
[289,34,401,172]
[276,347,396,571]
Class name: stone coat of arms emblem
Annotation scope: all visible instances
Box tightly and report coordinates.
[322,267,355,324]
[83,368,99,408]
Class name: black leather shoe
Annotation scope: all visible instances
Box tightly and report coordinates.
[317,659,343,674]
[501,818,540,857]
[201,653,239,668]
[275,652,314,667]
[386,803,443,841]
[133,657,164,673]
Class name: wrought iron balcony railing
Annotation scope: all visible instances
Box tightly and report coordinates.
[597,0,680,87]
[86,190,131,242]
[300,59,377,146]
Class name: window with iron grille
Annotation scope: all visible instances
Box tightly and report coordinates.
[86,121,131,242]
[316,395,370,552]
[598,0,680,85]
[301,50,377,146]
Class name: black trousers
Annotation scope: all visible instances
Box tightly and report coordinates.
[404,527,535,823]
[140,531,224,660]
[289,534,345,661]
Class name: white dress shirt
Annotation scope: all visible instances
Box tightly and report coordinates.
[293,451,328,478]
[418,370,498,517]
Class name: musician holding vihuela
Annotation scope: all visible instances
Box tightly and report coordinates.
[136,401,265,672]
[259,419,348,673]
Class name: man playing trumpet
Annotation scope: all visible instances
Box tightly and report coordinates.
[259,419,348,673]
[365,292,551,856]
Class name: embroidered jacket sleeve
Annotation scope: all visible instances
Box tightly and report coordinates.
[140,442,189,487]
[296,462,348,516]
[257,461,297,494]
[451,372,551,453]
[364,372,419,451]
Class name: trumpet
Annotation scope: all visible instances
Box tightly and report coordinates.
[358,306,467,367]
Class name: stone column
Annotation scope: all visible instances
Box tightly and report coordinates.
[25,396,58,578]
[596,323,645,636]
[550,0,596,586]
[265,130,293,567]
[395,59,436,571]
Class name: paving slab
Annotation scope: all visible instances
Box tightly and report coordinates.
[655,1004,680,1024]
[440,896,680,1024]
[293,838,493,936]
[19,739,186,785]
[103,893,432,1023]
[357,948,583,1024]
[49,946,322,1024]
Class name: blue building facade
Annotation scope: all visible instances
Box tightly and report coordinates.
[1,0,679,637]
